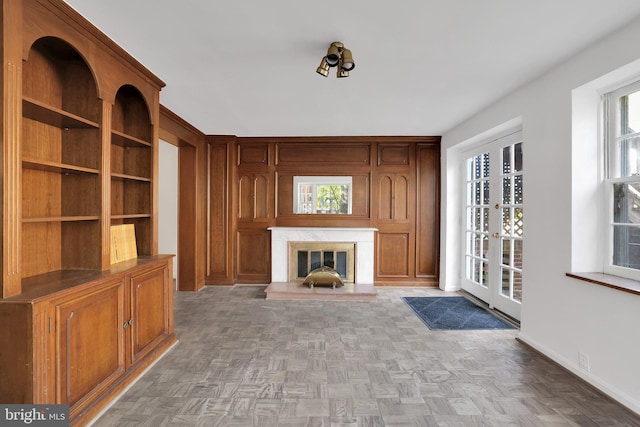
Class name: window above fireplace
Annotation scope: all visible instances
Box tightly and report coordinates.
[293,176,352,214]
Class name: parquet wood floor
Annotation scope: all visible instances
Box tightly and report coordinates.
[89,286,640,426]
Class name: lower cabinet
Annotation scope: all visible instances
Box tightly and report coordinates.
[0,255,176,426]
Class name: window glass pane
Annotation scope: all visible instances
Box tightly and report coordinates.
[618,136,640,176]
[613,182,640,224]
[613,225,640,269]
[622,91,640,135]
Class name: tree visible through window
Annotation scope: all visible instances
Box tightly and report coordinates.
[293,176,352,214]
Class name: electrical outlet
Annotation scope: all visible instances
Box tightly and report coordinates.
[578,352,590,372]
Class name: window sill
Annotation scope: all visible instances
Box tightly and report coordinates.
[566,272,640,296]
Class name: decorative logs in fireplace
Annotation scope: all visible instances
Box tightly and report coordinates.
[302,266,344,289]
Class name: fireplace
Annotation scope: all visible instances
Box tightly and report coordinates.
[289,242,355,283]
[269,227,377,284]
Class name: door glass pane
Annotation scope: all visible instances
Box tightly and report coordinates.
[502,207,511,235]
[514,143,523,172]
[483,153,490,178]
[502,239,511,266]
[513,271,522,302]
[501,267,511,297]
[513,240,523,269]
[503,146,511,174]
[514,175,523,204]
[482,208,489,232]
[503,176,512,204]
[514,208,523,237]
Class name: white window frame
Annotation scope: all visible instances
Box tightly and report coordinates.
[292,176,352,214]
[603,79,640,281]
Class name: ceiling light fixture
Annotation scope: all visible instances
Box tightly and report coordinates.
[316,41,355,78]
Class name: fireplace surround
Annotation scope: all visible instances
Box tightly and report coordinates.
[268,227,377,284]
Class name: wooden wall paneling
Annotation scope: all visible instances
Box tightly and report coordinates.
[377,143,410,166]
[159,105,208,291]
[276,142,370,166]
[416,143,440,281]
[376,232,411,278]
[206,136,234,285]
[178,144,198,291]
[236,228,271,283]
[216,136,440,286]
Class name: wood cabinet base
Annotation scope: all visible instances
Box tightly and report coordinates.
[0,256,176,426]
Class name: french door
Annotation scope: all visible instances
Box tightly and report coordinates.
[462,132,523,321]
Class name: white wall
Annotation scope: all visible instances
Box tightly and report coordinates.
[441,17,640,414]
[158,140,178,279]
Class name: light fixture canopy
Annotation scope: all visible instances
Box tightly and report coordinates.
[317,41,355,78]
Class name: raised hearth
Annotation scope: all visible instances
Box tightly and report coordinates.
[265,282,377,301]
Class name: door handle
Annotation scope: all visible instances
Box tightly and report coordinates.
[492,232,500,239]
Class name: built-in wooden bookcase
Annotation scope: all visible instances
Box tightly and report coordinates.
[111,85,153,256]
[21,37,102,277]
[0,1,174,424]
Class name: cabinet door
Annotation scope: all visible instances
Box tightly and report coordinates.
[128,264,170,366]
[55,280,126,417]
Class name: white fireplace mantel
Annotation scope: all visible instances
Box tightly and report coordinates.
[268,227,377,284]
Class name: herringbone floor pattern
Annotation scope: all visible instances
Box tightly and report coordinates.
[90,286,640,426]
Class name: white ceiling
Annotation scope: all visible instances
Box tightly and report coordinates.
[63,1,640,137]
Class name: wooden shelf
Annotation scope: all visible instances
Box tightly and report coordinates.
[111,172,151,182]
[23,215,100,223]
[23,158,99,175]
[111,214,151,220]
[111,129,151,148]
[22,97,99,129]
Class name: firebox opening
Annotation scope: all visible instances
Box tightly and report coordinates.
[288,242,355,283]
